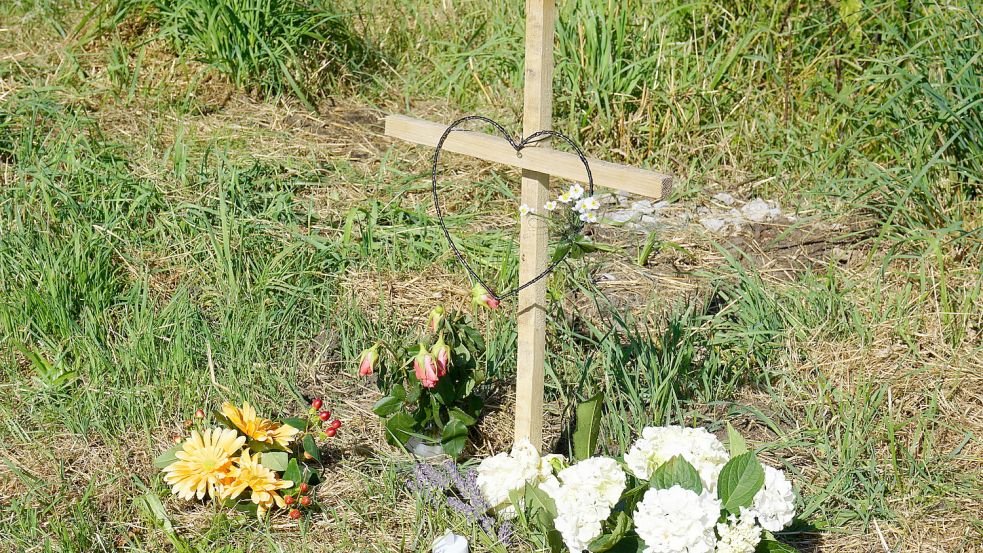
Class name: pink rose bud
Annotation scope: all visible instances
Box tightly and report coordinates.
[413,343,440,388]
[471,283,500,310]
[431,335,451,377]
[426,306,446,333]
[357,344,380,376]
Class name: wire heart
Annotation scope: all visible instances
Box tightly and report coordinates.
[431,115,595,303]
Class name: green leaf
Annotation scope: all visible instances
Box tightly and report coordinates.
[302,433,322,463]
[717,452,765,513]
[372,384,406,417]
[526,486,559,528]
[440,417,469,457]
[283,458,302,486]
[448,407,477,426]
[588,511,632,552]
[546,529,565,553]
[755,539,798,553]
[727,422,748,457]
[649,455,702,494]
[282,417,308,431]
[153,443,182,469]
[572,392,604,461]
[260,451,289,472]
[603,536,646,553]
[384,412,416,446]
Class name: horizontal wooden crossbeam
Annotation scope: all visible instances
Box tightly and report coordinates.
[385,115,673,200]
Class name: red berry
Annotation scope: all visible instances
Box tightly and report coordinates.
[318,411,331,421]
[311,398,323,410]
[299,483,309,494]
[284,495,295,505]
[324,428,336,438]
[194,409,205,419]
[300,496,312,507]
[288,509,301,520]
[330,419,342,430]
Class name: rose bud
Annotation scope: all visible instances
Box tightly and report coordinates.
[357,344,380,376]
[413,343,440,388]
[431,334,451,377]
[471,283,500,310]
[426,306,446,333]
[194,409,205,419]
[311,398,323,410]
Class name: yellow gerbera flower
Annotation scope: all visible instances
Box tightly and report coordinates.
[163,427,246,500]
[223,450,293,518]
[221,401,300,448]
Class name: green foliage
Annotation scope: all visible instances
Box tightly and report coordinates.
[649,455,702,494]
[369,309,487,457]
[572,392,604,460]
[717,452,766,515]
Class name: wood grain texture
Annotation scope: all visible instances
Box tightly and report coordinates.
[384,115,673,200]
[513,0,555,451]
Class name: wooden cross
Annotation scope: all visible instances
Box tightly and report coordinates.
[384,0,672,450]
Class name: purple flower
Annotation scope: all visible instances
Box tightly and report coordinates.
[406,461,509,542]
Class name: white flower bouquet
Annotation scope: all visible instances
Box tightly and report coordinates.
[476,399,798,553]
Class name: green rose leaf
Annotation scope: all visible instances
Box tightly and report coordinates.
[649,455,703,494]
[372,384,406,417]
[259,451,289,472]
[302,433,322,463]
[588,511,632,552]
[726,422,748,457]
[153,443,182,469]
[384,411,416,446]
[573,392,604,461]
[449,407,477,426]
[755,539,798,552]
[717,452,765,514]
[440,417,469,457]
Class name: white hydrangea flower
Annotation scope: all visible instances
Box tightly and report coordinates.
[544,200,558,211]
[715,508,763,553]
[519,204,534,216]
[624,426,729,491]
[476,452,521,509]
[552,489,611,552]
[749,465,795,532]
[634,486,721,553]
[476,439,548,511]
[567,183,585,200]
[580,211,598,223]
[555,457,626,508]
[542,457,626,553]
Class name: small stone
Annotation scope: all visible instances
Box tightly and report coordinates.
[630,200,656,213]
[713,192,737,205]
[700,218,727,233]
[606,210,640,223]
[741,198,781,222]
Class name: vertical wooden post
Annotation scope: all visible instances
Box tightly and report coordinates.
[514,0,555,450]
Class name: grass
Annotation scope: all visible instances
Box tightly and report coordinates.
[0,0,980,551]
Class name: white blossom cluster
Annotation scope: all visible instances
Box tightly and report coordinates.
[476,438,560,514]
[624,425,730,492]
[476,426,797,553]
[634,485,721,553]
[540,458,626,552]
[520,183,600,223]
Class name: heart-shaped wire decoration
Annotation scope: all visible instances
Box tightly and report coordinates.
[431,115,595,303]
